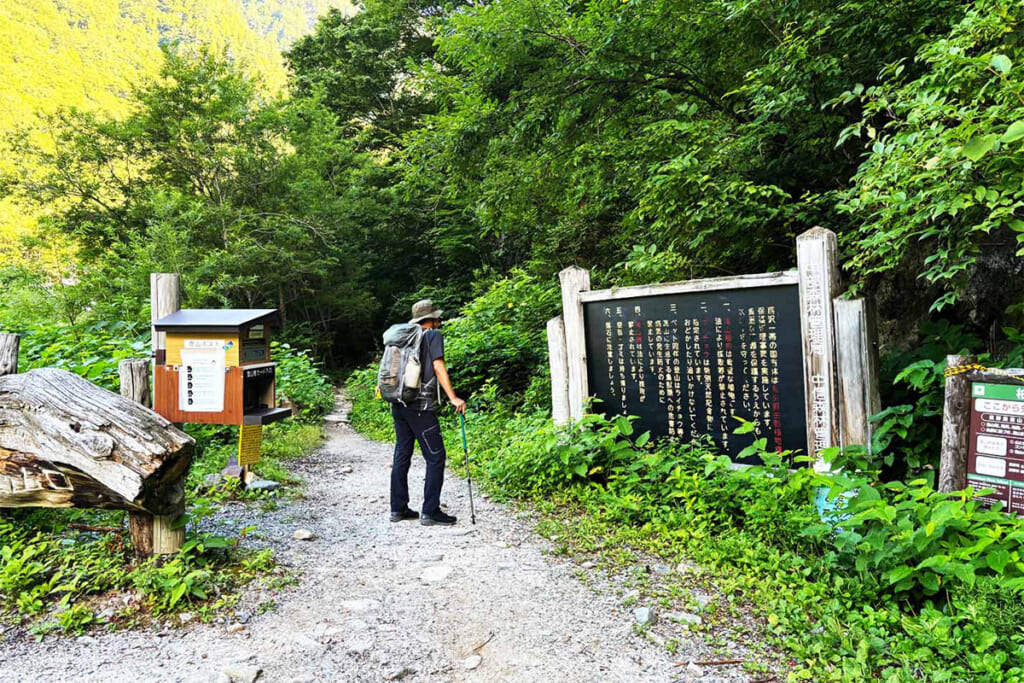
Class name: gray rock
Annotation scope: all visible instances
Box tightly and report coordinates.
[675,560,700,574]
[76,635,97,646]
[227,623,246,634]
[293,529,316,541]
[178,612,195,624]
[581,561,596,569]
[463,654,483,670]
[666,611,702,626]
[650,564,671,574]
[633,606,657,626]
[686,661,705,677]
[222,663,262,683]
[420,554,444,563]
[203,473,224,490]
[286,676,315,683]
[386,667,415,680]
[97,607,116,621]
[247,479,282,492]
[691,592,712,608]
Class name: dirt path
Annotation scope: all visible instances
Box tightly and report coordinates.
[0,402,761,683]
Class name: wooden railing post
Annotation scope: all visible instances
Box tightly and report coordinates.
[0,333,19,377]
[121,357,183,557]
[939,354,975,493]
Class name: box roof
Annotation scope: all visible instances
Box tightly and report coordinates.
[153,309,280,331]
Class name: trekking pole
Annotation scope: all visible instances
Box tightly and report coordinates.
[459,412,477,525]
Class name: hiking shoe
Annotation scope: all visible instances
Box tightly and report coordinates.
[390,508,419,522]
[420,511,457,526]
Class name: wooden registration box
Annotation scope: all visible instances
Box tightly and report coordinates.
[152,309,290,426]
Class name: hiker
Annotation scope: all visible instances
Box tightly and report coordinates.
[383,299,466,526]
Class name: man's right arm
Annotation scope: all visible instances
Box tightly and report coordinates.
[432,358,466,414]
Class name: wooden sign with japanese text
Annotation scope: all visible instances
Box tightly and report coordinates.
[582,283,808,464]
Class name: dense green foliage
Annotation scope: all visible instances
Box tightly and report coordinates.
[0,0,354,257]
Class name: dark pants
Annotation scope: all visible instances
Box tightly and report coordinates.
[391,404,446,515]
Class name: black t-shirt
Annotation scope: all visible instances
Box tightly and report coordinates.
[420,329,444,385]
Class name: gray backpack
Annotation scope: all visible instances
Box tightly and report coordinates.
[377,324,424,405]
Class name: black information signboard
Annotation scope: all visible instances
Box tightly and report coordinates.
[583,284,808,464]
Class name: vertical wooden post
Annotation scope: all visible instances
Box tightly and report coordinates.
[797,227,841,471]
[118,358,152,409]
[0,333,18,376]
[121,358,184,557]
[151,273,181,363]
[834,298,882,452]
[939,354,975,493]
[559,266,591,422]
[547,316,570,426]
[144,273,184,557]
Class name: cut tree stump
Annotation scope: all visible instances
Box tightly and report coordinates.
[0,368,193,514]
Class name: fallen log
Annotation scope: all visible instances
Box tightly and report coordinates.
[0,368,194,514]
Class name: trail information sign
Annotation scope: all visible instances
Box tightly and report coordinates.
[967,382,1024,513]
[583,284,808,464]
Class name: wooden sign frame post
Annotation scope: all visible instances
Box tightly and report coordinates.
[546,227,874,470]
[796,227,841,470]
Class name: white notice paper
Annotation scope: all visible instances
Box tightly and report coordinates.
[179,348,226,412]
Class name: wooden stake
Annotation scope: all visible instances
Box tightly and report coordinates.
[559,266,591,422]
[939,355,975,493]
[0,333,18,377]
[547,316,570,426]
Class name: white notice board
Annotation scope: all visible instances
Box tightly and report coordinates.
[179,348,226,412]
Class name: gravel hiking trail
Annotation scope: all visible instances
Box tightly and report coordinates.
[0,398,765,683]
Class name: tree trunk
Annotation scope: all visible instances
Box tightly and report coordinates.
[939,355,975,493]
[0,368,193,514]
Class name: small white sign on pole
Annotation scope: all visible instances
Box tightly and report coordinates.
[178,347,226,412]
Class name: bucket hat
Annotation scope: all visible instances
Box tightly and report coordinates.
[410,299,444,324]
